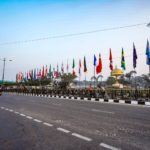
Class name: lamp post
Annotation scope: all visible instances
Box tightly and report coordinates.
[1,58,12,85]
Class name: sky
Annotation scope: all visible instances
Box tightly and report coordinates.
[0,0,150,81]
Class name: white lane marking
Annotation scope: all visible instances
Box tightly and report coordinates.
[52,103,62,106]
[1,107,5,109]
[57,127,70,133]
[72,133,92,142]
[33,119,42,123]
[5,108,9,111]
[8,109,13,112]
[43,122,53,127]
[91,109,115,114]
[15,111,19,114]
[26,116,33,119]
[20,113,26,117]
[100,143,121,150]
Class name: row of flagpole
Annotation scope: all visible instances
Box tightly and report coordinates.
[16,39,150,85]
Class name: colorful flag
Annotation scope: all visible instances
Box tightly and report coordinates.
[83,56,87,73]
[29,70,33,79]
[109,48,113,71]
[45,65,48,78]
[41,66,45,79]
[57,64,59,72]
[93,54,97,66]
[121,48,126,70]
[34,69,36,80]
[66,60,69,74]
[79,59,82,75]
[72,58,75,76]
[96,54,102,74]
[146,39,150,65]
[133,43,138,69]
[49,65,53,78]
[61,62,64,74]
[38,69,42,80]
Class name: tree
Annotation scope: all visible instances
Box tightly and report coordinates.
[58,73,77,89]
[106,76,116,85]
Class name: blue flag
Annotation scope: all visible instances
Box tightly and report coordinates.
[133,43,137,69]
[94,54,97,66]
[34,69,36,80]
[146,39,150,65]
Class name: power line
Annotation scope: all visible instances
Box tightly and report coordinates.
[0,22,148,46]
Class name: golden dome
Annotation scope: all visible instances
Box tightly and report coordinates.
[111,66,123,77]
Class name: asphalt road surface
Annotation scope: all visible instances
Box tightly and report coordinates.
[0,94,150,150]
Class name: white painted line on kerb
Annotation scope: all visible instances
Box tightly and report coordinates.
[33,119,42,123]
[26,116,33,119]
[100,143,121,150]
[43,122,53,127]
[72,133,92,142]
[57,127,70,133]
[20,113,26,117]
[91,109,115,114]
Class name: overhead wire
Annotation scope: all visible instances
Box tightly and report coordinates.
[0,22,148,46]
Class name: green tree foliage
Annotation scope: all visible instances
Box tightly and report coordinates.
[58,73,77,89]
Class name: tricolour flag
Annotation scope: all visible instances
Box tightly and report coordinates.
[109,48,113,71]
[133,43,138,69]
[72,58,75,76]
[96,54,102,74]
[121,48,126,70]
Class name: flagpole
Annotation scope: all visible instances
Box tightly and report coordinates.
[94,66,95,89]
[85,74,86,89]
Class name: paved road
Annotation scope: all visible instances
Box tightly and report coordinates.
[0,94,150,150]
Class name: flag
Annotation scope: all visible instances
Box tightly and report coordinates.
[57,64,59,72]
[34,69,36,80]
[79,59,81,75]
[121,48,126,70]
[41,66,45,79]
[66,60,69,74]
[83,56,87,73]
[72,58,75,76]
[96,54,102,74]
[61,62,64,74]
[45,65,48,78]
[109,48,113,71]
[49,65,53,78]
[146,39,150,65]
[133,43,138,69]
[93,54,97,66]
[29,70,33,79]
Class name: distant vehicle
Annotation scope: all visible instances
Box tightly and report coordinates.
[0,86,2,96]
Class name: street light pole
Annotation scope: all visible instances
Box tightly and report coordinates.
[2,58,6,84]
[1,58,12,85]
